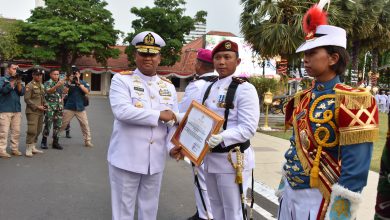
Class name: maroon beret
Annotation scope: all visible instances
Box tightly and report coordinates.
[211,40,239,58]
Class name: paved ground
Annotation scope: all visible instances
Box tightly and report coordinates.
[0,96,380,220]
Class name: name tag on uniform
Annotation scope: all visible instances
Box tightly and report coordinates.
[134,86,144,92]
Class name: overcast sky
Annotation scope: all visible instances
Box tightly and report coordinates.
[0,0,243,39]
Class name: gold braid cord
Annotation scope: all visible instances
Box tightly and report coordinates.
[308,94,338,188]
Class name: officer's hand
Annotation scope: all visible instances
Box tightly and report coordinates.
[159,110,175,122]
[169,145,184,161]
[37,106,46,111]
[207,134,223,148]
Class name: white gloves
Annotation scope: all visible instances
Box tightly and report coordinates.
[207,134,223,148]
[165,120,176,127]
[174,112,184,124]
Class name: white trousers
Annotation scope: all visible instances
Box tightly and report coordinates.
[108,164,163,220]
[205,170,251,220]
[278,180,323,220]
[192,164,213,219]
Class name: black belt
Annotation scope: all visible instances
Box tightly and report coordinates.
[211,140,250,153]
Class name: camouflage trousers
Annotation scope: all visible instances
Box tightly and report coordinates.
[43,107,63,139]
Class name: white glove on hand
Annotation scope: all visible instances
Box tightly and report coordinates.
[166,119,176,127]
[207,134,223,148]
[173,112,184,125]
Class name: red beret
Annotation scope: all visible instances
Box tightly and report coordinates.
[212,40,239,58]
[197,49,213,63]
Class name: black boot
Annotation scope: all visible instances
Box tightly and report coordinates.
[52,137,63,150]
[65,130,72,138]
[40,137,48,149]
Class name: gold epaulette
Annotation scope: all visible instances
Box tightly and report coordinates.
[334,83,372,110]
[159,76,172,84]
[119,70,133,75]
[293,89,309,107]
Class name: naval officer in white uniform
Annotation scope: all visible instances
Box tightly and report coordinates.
[107,31,178,220]
[179,49,217,220]
[202,40,260,220]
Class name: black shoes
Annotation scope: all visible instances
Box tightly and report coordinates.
[40,137,48,149]
[65,130,72,138]
[52,138,63,150]
[187,211,211,220]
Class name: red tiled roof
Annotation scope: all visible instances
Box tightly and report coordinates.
[157,37,203,77]
[74,46,129,70]
[206,31,237,37]
[158,31,236,77]
[27,30,237,76]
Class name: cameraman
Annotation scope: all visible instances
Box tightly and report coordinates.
[60,67,93,147]
[0,62,25,158]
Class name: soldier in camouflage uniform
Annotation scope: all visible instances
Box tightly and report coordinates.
[24,69,46,157]
[40,69,67,150]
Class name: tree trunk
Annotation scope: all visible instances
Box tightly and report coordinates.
[350,41,361,86]
[371,48,379,73]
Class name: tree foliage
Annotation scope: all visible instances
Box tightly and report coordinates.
[19,0,120,71]
[124,0,207,66]
[0,18,23,62]
[240,0,390,85]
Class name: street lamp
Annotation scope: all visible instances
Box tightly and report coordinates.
[258,57,265,77]
[262,89,273,131]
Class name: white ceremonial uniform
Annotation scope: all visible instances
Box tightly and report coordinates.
[179,72,218,112]
[379,94,387,113]
[201,74,260,220]
[178,71,218,219]
[108,69,178,220]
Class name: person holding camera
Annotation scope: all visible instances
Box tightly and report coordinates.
[0,62,25,158]
[59,67,93,147]
[62,73,73,138]
[24,69,46,157]
[41,69,67,150]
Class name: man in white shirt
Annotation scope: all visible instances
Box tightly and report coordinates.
[179,49,217,220]
[107,31,178,220]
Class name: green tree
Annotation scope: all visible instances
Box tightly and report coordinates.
[124,0,207,66]
[0,18,23,62]
[19,0,120,71]
[239,0,372,81]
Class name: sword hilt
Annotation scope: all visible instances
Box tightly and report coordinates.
[228,146,244,184]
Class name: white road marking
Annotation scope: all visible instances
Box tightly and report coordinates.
[183,157,280,219]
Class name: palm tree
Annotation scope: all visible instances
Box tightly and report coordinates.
[240,0,353,76]
[240,0,307,63]
[332,0,382,84]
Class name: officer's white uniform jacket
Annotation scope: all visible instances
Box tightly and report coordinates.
[108,69,178,175]
[179,72,218,113]
[201,74,260,173]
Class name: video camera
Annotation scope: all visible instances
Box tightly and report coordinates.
[15,68,29,82]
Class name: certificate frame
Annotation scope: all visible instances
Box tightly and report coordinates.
[171,101,224,166]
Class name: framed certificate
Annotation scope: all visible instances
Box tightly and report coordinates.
[171,101,224,166]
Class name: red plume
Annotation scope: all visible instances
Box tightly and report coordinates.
[302,5,328,34]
